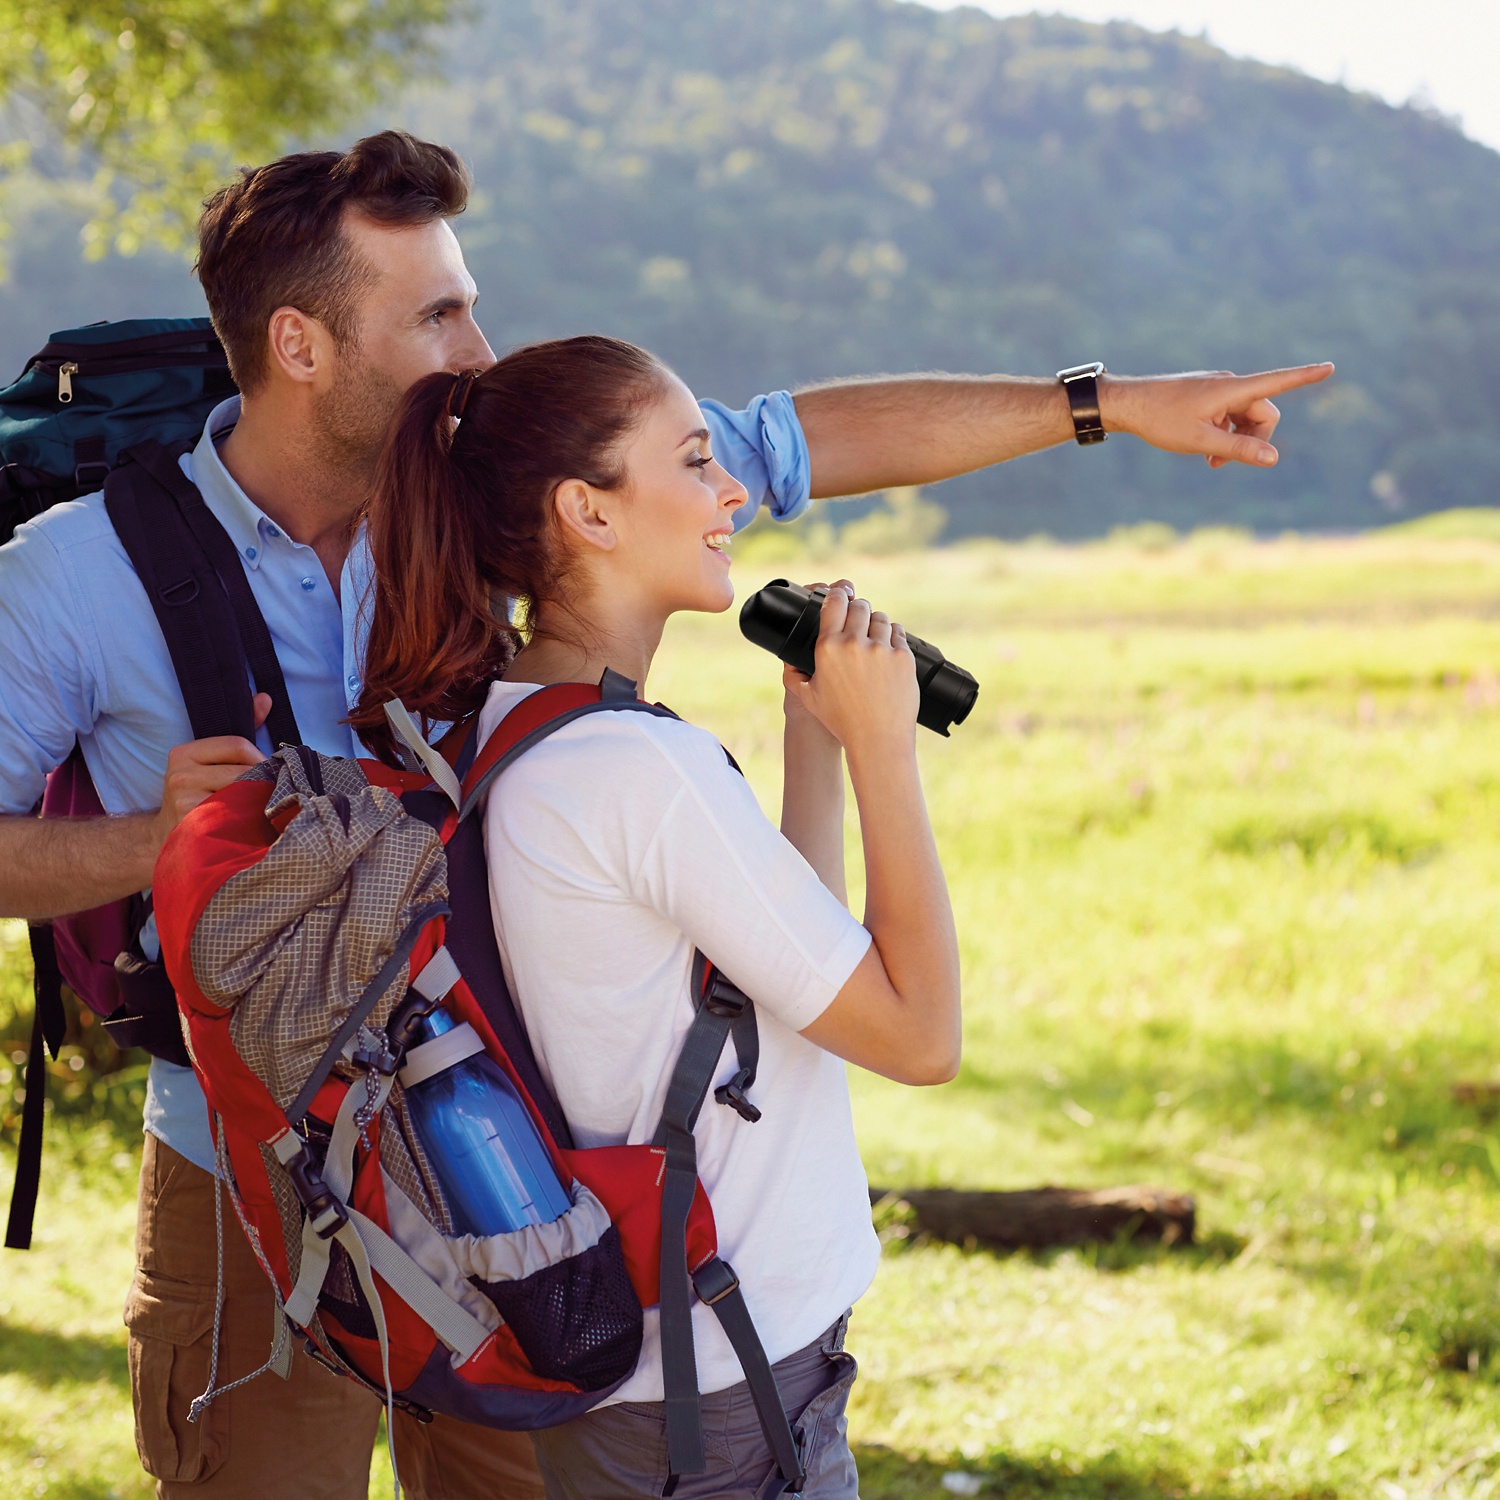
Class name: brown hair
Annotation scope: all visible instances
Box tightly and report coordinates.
[195,130,470,392]
[351,335,669,762]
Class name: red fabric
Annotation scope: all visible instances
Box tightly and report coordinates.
[564,1145,718,1308]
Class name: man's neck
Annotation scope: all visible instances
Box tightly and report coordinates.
[216,394,369,591]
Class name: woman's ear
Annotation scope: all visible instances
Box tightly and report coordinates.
[552,478,619,554]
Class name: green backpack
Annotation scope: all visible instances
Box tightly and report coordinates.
[0,316,235,541]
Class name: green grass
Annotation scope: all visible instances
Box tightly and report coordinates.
[8,529,1500,1497]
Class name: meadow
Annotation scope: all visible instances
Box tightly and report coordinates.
[5,517,1500,1498]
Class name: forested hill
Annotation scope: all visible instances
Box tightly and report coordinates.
[5,0,1499,537]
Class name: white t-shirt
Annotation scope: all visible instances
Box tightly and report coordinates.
[477,680,880,1405]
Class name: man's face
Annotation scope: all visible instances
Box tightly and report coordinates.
[312,212,495,475]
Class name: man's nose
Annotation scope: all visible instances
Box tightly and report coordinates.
[455,317,497,370]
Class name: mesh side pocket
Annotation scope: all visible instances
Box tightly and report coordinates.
[472,1225,642,1391]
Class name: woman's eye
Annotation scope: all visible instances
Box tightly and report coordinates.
[687,454,711,470]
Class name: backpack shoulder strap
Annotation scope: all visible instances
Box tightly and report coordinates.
[454,667,677,821]
[104,440,301,747]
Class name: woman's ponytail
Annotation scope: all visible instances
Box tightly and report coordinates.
[352,368,514,762]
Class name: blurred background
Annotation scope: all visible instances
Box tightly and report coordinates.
[5,4,1500,1498]
[4,0,1500,537]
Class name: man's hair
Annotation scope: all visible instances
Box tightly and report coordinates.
[195,130,470,392]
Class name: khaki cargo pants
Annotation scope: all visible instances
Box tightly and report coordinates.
[125,1134,546,1499]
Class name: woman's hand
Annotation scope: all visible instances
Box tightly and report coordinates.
[786,582,918,763]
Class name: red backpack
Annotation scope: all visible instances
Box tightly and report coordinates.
[152,670,804,1497]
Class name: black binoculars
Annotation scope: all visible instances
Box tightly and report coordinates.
[739,580,979,736]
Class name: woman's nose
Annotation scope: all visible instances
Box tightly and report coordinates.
[718,469,748,512]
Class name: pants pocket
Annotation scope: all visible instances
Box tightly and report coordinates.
[791,1349,860,1499]
[124,1271,227,1484]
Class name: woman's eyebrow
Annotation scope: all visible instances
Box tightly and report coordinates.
[680,427,711,446]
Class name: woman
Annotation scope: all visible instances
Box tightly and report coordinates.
[352,336,960,1499]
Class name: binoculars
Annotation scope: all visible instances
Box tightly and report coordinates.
[739,579,979,736]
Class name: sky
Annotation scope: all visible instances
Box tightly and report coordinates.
[922,0,1500,154]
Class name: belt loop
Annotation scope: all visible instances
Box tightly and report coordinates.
[825,1310,850,1354]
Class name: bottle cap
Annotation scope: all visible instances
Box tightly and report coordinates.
[398,1020,486,1088]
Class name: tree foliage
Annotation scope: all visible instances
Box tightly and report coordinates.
[0,0,453,254]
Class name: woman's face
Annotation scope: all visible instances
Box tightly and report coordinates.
[601,373,749,617]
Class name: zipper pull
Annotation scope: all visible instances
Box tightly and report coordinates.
[57,361,78,404]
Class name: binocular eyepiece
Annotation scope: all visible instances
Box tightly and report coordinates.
[739,579,979,737]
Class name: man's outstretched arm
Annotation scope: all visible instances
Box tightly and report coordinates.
[795,363,1335,499]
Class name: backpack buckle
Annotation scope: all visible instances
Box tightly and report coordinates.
[351,1043,398,1077]
[714,1067,762,1123]
[702,970,750,1019]
[283,1145,349,1240]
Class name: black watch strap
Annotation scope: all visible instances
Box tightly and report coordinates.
[1057,362,1108,446]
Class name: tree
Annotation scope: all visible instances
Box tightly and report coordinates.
[0,0,455,255]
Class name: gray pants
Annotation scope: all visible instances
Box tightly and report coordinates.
[530,1314,859,1499]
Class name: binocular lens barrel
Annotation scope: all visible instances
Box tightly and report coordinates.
[739,580,979,736]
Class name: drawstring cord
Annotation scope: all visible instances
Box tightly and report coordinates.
[186,1116,292,1425]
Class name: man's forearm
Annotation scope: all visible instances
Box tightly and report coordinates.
[795,374,1072,499]
[0,813,161,919]
[795,363,1336,497]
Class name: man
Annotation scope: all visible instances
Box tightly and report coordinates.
[0,129,1328,1497]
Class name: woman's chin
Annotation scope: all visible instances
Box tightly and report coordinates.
[677,575,736,616]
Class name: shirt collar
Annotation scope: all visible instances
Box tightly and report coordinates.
[183,396,292,571]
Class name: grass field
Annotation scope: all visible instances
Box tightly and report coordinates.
[6,522,1500,1498]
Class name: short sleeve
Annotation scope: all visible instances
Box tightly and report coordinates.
[700,392,813,530]
[622,720,870,1032]
[0,520,104,813]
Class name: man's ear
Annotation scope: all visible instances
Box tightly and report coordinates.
[265,306,336,388]
[552,478,618,554]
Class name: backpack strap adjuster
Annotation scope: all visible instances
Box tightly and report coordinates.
[691,1256,740,1307]
[713,1068,762,1123]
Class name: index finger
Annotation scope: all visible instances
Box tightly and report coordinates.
[818,584,850,637]
[1235,363,1334,401]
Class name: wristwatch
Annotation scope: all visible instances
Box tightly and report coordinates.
[1056,362,1108,446]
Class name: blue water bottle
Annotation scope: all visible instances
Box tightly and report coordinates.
[399,1007,572,1234]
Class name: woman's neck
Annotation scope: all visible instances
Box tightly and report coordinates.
[503,599,665,696]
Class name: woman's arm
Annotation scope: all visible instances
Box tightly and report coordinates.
[779,690,847,906]
[788,587,961,1086]
[778,579,854,907]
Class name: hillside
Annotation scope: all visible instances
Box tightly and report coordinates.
[4,0,1499,537]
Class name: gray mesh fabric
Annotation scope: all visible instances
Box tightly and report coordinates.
[188,747,449,1110]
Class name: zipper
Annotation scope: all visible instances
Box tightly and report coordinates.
[57,362,77,404]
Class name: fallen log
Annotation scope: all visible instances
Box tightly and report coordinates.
[869,1184,1195,1250]
[1452,1081,1500,1108]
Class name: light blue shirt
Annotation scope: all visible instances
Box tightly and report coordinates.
[0,391,812,1172]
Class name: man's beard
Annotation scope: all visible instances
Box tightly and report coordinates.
[311,349,407,485]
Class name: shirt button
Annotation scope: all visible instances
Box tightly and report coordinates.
[265,524,281,539]
[347,675,359,692]
[244,545,257,560]
[300,576,316,592]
